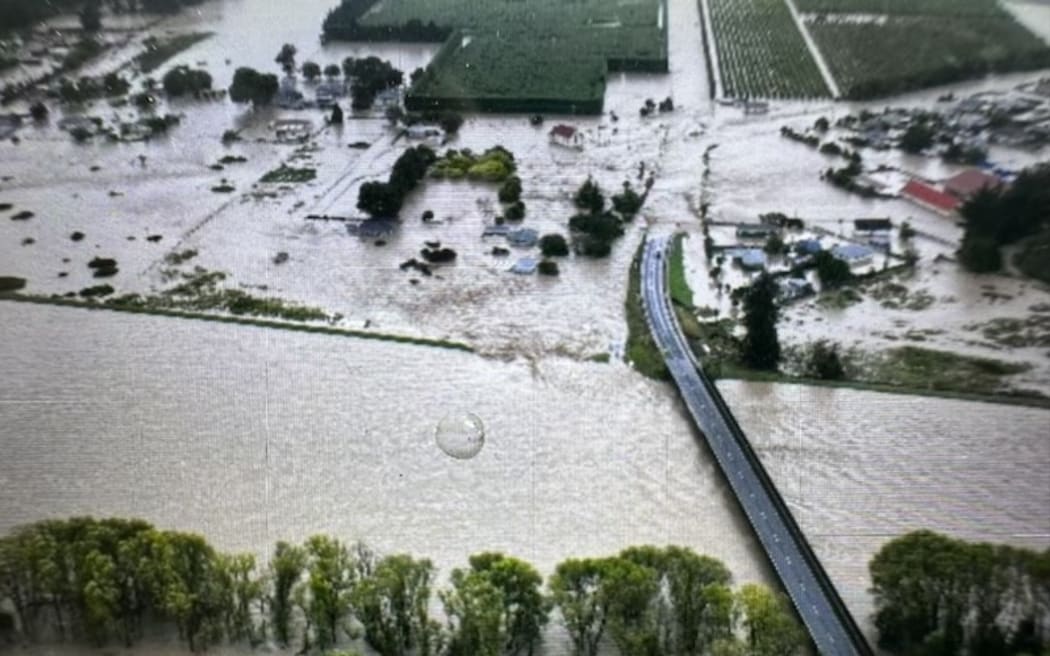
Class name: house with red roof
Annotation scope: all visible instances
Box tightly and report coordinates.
[943,169,1002,201]
[549,124,583,149]
[901,180,960,216]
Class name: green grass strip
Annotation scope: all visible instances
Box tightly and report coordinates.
[717,361,1050,410]
[0,293,474,353]
[668,233,694,309]
[624,241,670,380]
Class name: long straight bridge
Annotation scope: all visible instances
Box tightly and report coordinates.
[640,235,873,656]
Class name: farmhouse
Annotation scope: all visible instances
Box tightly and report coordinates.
[549,125,583,149]
[778,277,814,301]
[736,224,779,239]
[510,256,538,274]
[943,169,1002,201]
[735,249,767,271]
[507,228,539,248]
[853,218,892,250]
[793,239,822,255]
[901,180,960,216]
[831,244,874,267]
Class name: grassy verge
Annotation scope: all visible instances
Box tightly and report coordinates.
[714,347,1048,409]
[134,33,213,73]
[668,233,693,309]
[624,242,669,380]
[868,346,1032,396]
[0,294,473,353]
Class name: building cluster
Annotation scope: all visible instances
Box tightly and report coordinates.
[711,214,906,301]
[841,79,1050,155]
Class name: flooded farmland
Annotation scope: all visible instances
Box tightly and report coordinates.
[2,302,1048,650]
[0,301,774,656]
[3,0,1050,651]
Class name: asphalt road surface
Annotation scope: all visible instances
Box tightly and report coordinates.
[640,236,871,656]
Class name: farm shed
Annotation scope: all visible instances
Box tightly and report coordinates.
[831,244,874,266]
[510,256,538,274]
[853,218,892,234]
[794,239,822,255]
[901,180,960,216]
[736,249,767,271]
[943,169,1002,200]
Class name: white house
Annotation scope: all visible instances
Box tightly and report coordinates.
[549,124,583,149]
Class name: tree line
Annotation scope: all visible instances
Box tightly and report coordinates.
[0,0,204,32]
[871,530,1050,655]
[958,163,1050,275]
[0,517,807,656]
[321,0,452,43]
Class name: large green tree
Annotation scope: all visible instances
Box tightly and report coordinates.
[466,553,549,655]
[741,273,780,371]
[549,558,609,656]
[299,535,356,650]
[736,584,805,656]
[269,541,305,647]
[442,569,505,656]
[353,554,440,656]
[228,68,278,105]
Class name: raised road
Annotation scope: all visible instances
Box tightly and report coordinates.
[640,235,872,656]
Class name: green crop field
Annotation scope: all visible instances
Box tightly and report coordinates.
[326,0,667,113]
[407,32,609,113]
[794,0,1006,17]
[707,0,830,99]
[808,13,1050,98]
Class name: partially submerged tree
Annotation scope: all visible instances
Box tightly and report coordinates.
[228,68,278,106]
[275,43,297,75]
[79,0,102,32]
[353,554,441,656]
[574,177,604,215]
[741,273,780,371]
[301,61,321,81]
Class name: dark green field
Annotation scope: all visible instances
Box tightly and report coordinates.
[325,0,667,113]
[801,0,1050,98]
[708,0,830,99]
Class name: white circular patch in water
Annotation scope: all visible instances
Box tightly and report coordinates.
[435,412,485,460]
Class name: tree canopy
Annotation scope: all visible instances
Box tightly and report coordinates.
[356,145,436,217]
[741,273,780,371]
[162,65,211,97]
[871,530,1050,655]
[957,164,1050,275]
[228,67,278,105]
[0,518,808,656]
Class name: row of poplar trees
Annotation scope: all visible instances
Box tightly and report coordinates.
[0,517,805,655]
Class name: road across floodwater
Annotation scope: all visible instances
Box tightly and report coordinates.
[640,235,873,656]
